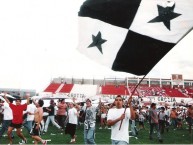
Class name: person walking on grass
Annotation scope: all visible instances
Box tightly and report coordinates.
[107,95,135,145]
[83,98,100,145]
[43,99,62,133]
[149,103,163,143]
[65,102,79,143]
[23,99,36,133]
[3,92,30,145]
[31,99,47,145]
[0,98,14,139]
[56,99,67,130]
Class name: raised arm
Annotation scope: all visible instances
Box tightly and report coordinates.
[25,93,30,105]
[128,97,135,120]
[32,99,38,106]
[3,92,10,104]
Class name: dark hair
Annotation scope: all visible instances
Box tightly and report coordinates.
[115,95,123,101]
[16,98,21,102]
[38,99,44,107]
[151,103,156,108]
[86,98,91,103]
[60,99,64,102]
[29,100,33,104]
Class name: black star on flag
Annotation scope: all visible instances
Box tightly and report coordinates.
[149,2,181,30]
[88,31,107,54]
[77,0,193,76]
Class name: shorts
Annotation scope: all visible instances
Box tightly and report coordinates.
[10,122,22,129]
[30,123,42,136]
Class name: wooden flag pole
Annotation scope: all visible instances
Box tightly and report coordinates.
[119,74,147,130]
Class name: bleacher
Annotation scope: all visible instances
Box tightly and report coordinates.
[44,83,61,93]
[101,85,129,95]
[163,87,187,98]
[43,76,193,99]
[59,84,74,93]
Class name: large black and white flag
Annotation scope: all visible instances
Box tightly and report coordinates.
[77,0,193,75]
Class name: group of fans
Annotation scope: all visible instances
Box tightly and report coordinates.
[0,92,193,145]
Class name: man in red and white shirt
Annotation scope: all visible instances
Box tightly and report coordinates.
[3,92,29,145]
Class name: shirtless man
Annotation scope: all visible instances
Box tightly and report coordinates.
[30,99,47,145]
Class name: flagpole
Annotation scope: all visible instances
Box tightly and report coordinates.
[119,74,147,130]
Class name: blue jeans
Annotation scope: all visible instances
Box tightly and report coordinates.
[112,140,128,145]
[0,120,13,137]
[149,123,161,139]
[84,126,96,145]
[23,119,33,133]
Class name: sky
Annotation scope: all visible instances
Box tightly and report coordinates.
[0,0,192,92]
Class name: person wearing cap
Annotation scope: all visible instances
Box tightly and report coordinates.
[43,99,62,133]
[83,98,100,145]
[107,95,135,145]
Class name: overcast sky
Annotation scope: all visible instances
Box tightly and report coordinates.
[0,0,192,92]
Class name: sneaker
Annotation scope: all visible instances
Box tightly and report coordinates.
[99,127,102,129]
[42,140,47,145]
[19,139,27,144]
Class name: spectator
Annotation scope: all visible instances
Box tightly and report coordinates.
[107,95,135,145]
[0,98,14,139]
[65,102,79,143]
[83,98,99,145]
[158,107,166,134]
[170,108,178,129]
[3,93,29,145]
[43,99,62,133]
[149,103,162,143]
[31,99,47,145]
[23,99,36,133]
[56,99,67,130]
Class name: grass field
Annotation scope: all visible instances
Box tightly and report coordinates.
[0,122,193,144]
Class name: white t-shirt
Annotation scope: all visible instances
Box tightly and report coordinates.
[68,107,78,125]
[107,108,131,143]
[26,104,36,121]
[2,103,13,120]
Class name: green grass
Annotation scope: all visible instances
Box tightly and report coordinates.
[0,122,193,144]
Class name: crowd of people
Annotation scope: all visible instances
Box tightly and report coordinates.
[0,92,193,145]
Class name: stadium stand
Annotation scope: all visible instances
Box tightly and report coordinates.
[44,83,61,93]
[59,84,74,93]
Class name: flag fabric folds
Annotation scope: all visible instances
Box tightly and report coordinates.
[77,0,193,76]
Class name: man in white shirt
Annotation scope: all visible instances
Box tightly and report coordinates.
[23,99,36,133]
[0,99,14,138]
[107,95,135,145]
